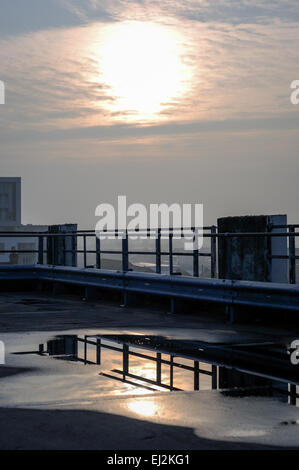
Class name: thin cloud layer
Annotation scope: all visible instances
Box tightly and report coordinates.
[0,15,298,133]
[1,1,299,227]
[63,0,299,25]
[2,1,299,39]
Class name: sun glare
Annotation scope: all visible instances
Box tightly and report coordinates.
[98,21,189,121]
[127,399,159,417]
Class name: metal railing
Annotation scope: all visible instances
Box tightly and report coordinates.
[0,226,218,278]
[0,224,298,282]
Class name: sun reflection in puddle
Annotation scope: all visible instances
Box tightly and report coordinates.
[127,399,159,417]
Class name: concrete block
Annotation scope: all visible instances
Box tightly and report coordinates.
[218,214,287,282]
[47,224,77,266]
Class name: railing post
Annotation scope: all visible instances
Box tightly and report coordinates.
[96,237,101,269]
[123,344,129,380]
[211,225,217,278]
[193,226,199,277]
[289,225,296,284]
[84,335,87,365]
[169,231,173,275]
[72,336,78,360]
[156,352,161,385]
[83,235,87,268]
[170,355,174,391]
[46,236,50,264]
[194,360,199,390]
[38,236,43,265]
[290,383,297,406]
[212,365,217,389]
[122,231,129,272]
[266,223,272,280]
[96,338,101,365]
[156,229,161,274]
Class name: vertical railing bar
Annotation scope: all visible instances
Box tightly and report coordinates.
[83,235,87,268]
[156,228,161,274]
[123,344,129,380]
[194,360,199,390]
[38,236,43,265]
[170,355,174,391]
[212,365,217,389]
[193,227,199,277]
[211,225,217,278]
[122,231,129,272]
[289,225,296,284]
[96,338,101,365]
[46,235,50,265]
[266,223,272,281]
[169,232,173,275]
[96,237,101,269]
[156,352,162,385]
[290,383,297,406]
[84,335,87,365]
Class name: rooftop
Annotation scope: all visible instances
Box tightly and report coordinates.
[1,291,299,449]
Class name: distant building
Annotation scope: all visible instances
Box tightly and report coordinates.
[0,177,21,225]
[0,177,48,265]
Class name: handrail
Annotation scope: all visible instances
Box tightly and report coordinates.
[0,225,297,282]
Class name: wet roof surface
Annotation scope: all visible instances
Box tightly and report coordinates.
[1,292,299,449]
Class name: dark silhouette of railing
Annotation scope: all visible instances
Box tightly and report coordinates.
[29,334,299,405]
[0,224,298,282]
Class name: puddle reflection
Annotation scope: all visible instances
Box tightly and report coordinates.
[127,399,159,418]
[13,333,299,407]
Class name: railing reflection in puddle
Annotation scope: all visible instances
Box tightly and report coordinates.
[42,334,215,392]
[24,334,297,406]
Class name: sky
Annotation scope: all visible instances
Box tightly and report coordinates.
[0,0,299,227]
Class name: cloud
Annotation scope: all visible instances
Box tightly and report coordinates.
[1,16,298,129]
[2,0,299,41]
[0,0,113,38]
[0,0,79,38]
[1,113,299,147]
[89,0,299,25]
[162,0,299,25]
[1,0,299,229]
[0,1,298,150]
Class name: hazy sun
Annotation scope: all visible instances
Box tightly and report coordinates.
[98,21,188,120]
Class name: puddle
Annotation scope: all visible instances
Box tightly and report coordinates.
[7,332,299,406]
[1,330,299,449]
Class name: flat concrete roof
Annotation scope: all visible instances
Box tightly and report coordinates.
[0,291,296,342]
[0,292,299,450]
